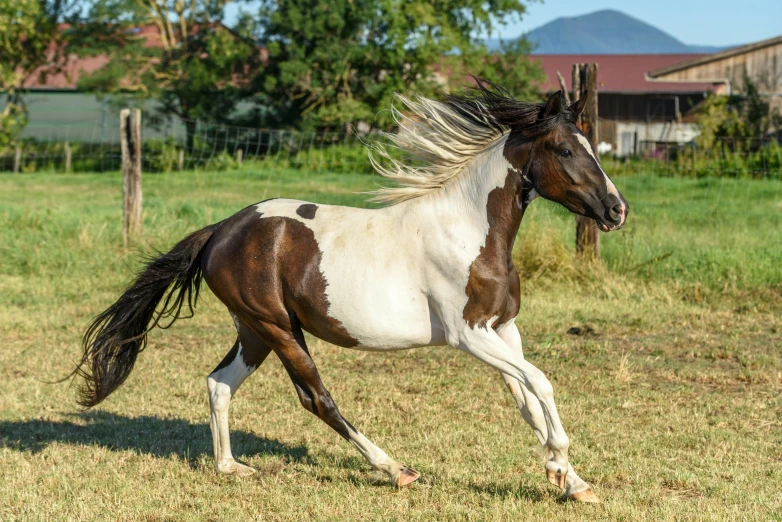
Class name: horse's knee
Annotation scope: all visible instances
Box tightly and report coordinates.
[207,376,232,411]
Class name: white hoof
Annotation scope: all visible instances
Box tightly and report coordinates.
[216,459,256,477]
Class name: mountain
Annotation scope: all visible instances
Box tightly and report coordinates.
[486,10,732,54]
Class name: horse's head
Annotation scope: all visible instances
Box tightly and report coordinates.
[508,90,629,231]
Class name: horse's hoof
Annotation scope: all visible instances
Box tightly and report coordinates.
[569,488,600,503]
[217,459,257,477]
[546,467,567,489]
[394,466,421,487]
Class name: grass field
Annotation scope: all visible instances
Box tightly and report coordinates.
[1,168,781,521]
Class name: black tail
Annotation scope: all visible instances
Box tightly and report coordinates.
[74,222,220,408]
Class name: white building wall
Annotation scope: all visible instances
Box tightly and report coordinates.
[615,122,701,156]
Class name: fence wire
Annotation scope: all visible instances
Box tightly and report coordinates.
[1,116,382,175]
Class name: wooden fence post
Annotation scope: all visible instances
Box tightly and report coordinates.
[178,149,184,171]
[64,141,71,173]
[236,148,243,165]
[572,63,600,259]
[13,145,21,174]
[121,108,143,246]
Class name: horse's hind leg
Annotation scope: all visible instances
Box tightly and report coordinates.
[207,319,272,476]
[271,324,420,487]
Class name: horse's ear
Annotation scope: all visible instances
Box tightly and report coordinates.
[542,90,562,118]
[570,92,588,116]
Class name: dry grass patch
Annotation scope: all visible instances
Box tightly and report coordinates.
[1,171,781,520]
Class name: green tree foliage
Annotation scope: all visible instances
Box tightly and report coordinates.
[77,0,264,145]
[255,0,543,130]
[0,0,78,149]
[450,39,544,101]
[696,76,780,149]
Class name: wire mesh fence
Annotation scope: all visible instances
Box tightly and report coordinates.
[3,115,780,179]
[604,137,782,180]
[0,117,381,174]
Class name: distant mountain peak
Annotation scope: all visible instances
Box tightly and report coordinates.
[487,9,729,55]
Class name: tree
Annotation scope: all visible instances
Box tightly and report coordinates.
[77,0,264,147]
[0,0,78,149]
[447,39,544,101]
[696,75,779,149]
[255,0,542,131]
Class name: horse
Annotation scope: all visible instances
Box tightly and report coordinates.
[74,83,628,503]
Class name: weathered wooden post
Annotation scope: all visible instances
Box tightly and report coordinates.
[13,145,22,174]
[572,63,600,259]
[64,141,72,173]
[235,148,243,165]
[121,108,143,246]
[178,149,184,171]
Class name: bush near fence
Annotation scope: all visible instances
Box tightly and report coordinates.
[610,138,782,179]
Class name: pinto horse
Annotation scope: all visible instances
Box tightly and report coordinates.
[75,85,628,503]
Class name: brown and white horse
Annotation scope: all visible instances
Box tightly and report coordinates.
[75,84,628,503]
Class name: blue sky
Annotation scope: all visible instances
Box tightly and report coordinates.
[225,1,782,47]
[494,0,782,46]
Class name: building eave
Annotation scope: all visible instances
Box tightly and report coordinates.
[648,35,782,78]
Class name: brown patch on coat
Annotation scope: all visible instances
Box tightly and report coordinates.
[296,203,318,219]
[462,140,533,330]
[210,321,272,373]
[201,206,358,348]
[462,172,524,330]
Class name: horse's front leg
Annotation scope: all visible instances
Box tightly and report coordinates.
[452,323,572,491]
[497,323,599,502]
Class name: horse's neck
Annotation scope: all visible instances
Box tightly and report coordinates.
[411,137,528,251]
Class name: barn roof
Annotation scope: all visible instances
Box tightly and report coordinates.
[21,23,266,91]
[533,54,719,94]
[22,25,161,91]
[647,35,782,78]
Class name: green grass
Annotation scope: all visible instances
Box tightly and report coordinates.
[1,169,781,521]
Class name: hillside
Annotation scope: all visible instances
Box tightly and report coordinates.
[486,10,731,54]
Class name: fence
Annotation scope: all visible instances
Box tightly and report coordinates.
[2,116,781,180]
[0,117,380,175]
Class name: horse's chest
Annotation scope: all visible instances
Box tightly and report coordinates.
[461,248,520,331]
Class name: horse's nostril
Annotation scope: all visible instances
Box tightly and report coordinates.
[609,204,623,219]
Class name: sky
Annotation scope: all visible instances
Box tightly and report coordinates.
[225,1,782,47]
[493,0,782,46]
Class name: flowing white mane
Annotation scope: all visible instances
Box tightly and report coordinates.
[369,94,508,205]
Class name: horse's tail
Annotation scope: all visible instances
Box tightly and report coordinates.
[74,222,221,408]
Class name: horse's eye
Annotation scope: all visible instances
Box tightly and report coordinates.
[560,149,572,158]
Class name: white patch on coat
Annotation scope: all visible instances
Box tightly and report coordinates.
[253,137,514,351]
[207,342,258,467]
[574,133,620,198]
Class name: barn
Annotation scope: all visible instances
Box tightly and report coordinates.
[534,35,782,155]
[646,35,782,115]
[533,54,717,156]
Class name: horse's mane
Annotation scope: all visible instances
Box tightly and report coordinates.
[369,81,578,205]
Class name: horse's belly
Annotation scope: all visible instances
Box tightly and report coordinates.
[324,283,445,350]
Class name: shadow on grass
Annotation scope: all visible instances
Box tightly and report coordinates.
[0,411,312,465]
[464,479,553,502]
